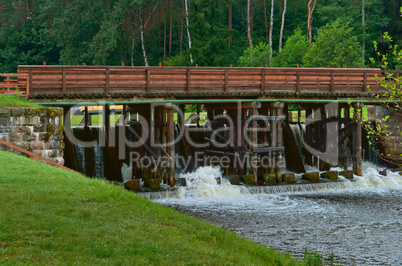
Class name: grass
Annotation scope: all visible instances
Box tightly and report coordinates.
[0,150,302,265]
[0,94,40,108]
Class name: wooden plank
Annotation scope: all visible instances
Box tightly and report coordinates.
[261,69,266,92]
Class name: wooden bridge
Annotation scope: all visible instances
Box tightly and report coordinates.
[1,65,400,102]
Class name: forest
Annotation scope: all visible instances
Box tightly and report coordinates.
[0,0,401,72]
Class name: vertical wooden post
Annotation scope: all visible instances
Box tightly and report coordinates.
[252,105,258,183]
[167,107,175,187]
[105,68,110,94]
[62,68,66,94]
[186,69,191,92]
[343,106,349,170]
[28,70,33,95]
[84,107,89,128]
[275,102,283,182]
[224,70,229,92]
[196,104,201,127]
[25,73,30,95]
[353,103,363,176]
[146,69,151,92]
[296,70,301,92]
[363,72,368,92]
[261,68,266,93]
[330,70,335,93]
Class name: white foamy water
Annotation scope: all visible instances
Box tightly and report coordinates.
[155,162,402,265]
[175,166,246,199]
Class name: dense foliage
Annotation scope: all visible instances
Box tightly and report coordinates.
[0,0,400,71]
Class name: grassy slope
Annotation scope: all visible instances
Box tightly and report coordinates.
[0,150,301,265]
[0,95,40,108]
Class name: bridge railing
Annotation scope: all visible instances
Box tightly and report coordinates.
[0,73,29,95]
[17,66,400,95]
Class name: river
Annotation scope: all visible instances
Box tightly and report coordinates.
[155,163,402,265]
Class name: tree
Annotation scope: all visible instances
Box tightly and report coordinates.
[268,0,274,63]
[303,20,362,68]
[279,0,287,52]
[272,28,310,67]
[247,0,253,48]
[365,28,402,167]
[184,0,194,64]
[307,0,317,44]
[237,42,270,67]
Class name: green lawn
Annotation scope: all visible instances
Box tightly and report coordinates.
[0,150,302,265]
[0,94,40,108]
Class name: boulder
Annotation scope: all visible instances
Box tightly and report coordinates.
[321,171,339,180]
[147,179,161,191]
[227,175,240,185]
[124,179,141,192]
[302,172,320,183]
[243,174,256,185]
[282,173,296,184]
[264,173,277,185]
[340,170,354,180]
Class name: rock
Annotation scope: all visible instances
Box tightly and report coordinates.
[282,173,296,184]
[340,170,354,180]
[0,109,10,117]
[175,178,187,187]
[124,180,141,192]
[321,171,339,180]
[378,169,387,176]
[243,174,256,185]
[147,179,161,191]
[264,173,277,185]
[227,175,240,185]
[302,172,320,183]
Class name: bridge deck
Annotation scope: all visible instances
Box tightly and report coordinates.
[1,65,400,102]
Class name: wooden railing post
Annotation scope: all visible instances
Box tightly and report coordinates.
[146,69,151,92]
[224,69,228,92]
[296,70,301,92]
[105,67,110,94]
[186,69,191,92]
[62,68,66,94]
[330,70,335,92]
[363,72,368,92]
[25,73,30,95]
[5,75,10,93]
[28,69,33,95]
[261,68,266,93]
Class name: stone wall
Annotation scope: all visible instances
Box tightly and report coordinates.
[0,107,64,165]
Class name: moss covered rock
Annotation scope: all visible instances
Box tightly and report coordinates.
[340,170,354,180]
[243,174,256,185]
[282,173,296,184]
[264,173,277,185]
[302,172,320,183]
[321,171,339,180]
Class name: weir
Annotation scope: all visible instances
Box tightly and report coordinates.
[1,65,402,189]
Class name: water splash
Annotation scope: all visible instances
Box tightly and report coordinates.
[121,163,133,183]
[177,166,246,199]
[147,162,402,201]
[94,145,104,178]
[75,145,85,174]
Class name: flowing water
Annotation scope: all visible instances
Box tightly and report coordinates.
[156,163,402,265]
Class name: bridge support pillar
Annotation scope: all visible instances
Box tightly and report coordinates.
[353,103,363,176]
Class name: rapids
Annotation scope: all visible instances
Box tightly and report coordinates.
[156,163,402,265]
